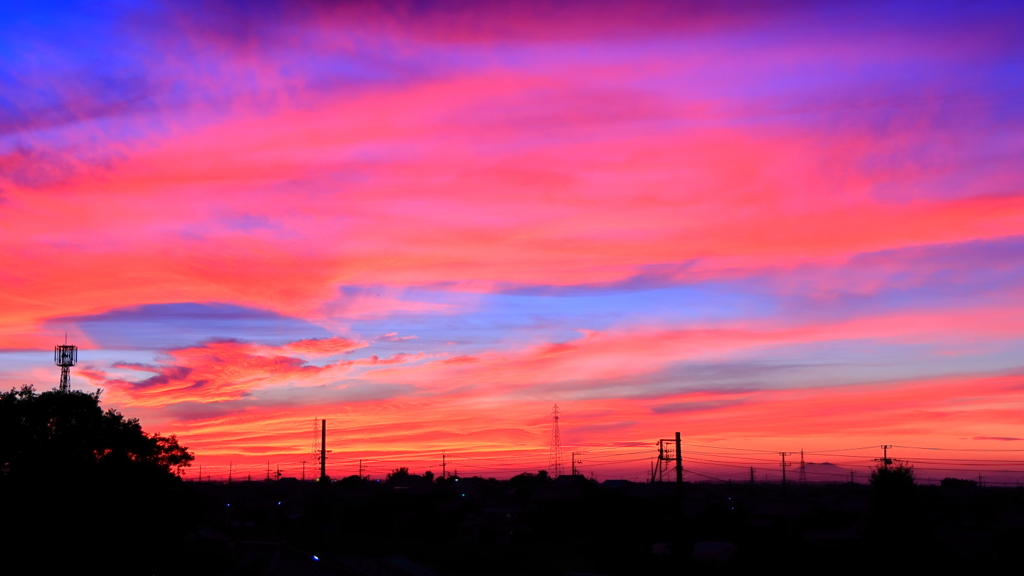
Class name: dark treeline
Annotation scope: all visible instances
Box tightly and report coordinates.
[4,387,1024,575]
[0,386,194,574]
[192,469,1024,575]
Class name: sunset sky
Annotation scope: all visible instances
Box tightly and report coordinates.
[3,1,1024,482]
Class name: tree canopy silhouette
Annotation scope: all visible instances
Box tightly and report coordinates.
[0,385,196,574]
[386,466,411,482]
[868,459,922,559]
[0,385,193,479]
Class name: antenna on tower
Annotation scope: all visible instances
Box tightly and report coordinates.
[548,404,563,477]
[54,334,78,393]
[799,449,807,483]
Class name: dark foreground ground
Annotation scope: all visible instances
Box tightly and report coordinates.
[173,474,1024,575]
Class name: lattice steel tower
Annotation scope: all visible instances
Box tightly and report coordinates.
[54,335,77,392]
[548,404,563,477]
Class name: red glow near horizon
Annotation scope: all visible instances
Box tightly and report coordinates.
[3,1,1024,482]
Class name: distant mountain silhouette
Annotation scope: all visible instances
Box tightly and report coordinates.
[803,461,855,481]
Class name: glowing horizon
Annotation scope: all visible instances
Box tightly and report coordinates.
[3,1,1024,482]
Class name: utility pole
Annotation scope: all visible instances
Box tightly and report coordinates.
[878,445,893,469]
[750,467,755,485]
[359,459,364,479]
[653,436,680,482]
[302,461,306,481]
[266,460,271,482]
[799,450,807,483]
[229,462,233,484]
[571,452,585,476]
[850,471,855,483]
[657,442,665,482]
[319,418,330,482]
[441,452,447,480]
[276,464,281,480]
[675,432,683,485]
[780,453,792,491]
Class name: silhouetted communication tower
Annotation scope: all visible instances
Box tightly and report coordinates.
[54,335,77,393]
[799,449,807,483]
[549,404,563,477]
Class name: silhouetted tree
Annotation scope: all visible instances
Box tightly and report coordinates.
[0,385,196,574]
[340,473,365,487]
[940,477,977,490]
[870,459,915,491]
[868,460,923,561]
[386,466,411,482]
[0,385,193,479]
[505,471,552,498]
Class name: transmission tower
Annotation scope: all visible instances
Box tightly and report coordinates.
[548,404,563,477]
[799,449,807,483]
[311,418,321,456]
[54,335,77,392]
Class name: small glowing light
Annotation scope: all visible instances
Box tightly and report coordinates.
[461,493,465,497]
[277,502,281,505]
[312,555,319,561]
[226,504,230,507]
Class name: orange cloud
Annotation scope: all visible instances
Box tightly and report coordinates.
[83,337,417,407]
[280,336,366,356]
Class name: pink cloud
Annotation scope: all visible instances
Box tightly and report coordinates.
[281,336,366,356]
[3,1,1023,481]
[82,337,418,407]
